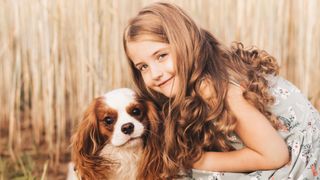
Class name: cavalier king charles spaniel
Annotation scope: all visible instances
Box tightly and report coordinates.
[69,88,162,180]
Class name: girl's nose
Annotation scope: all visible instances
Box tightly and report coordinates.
[150,65,163,80]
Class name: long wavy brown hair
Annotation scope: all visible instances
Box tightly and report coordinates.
[123,2,280,179]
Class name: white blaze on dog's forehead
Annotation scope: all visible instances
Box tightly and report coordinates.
[103,88,136,109]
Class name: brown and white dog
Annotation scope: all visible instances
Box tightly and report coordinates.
[69,88,162,180]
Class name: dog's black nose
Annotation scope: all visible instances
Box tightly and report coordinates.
[121,123,134,135]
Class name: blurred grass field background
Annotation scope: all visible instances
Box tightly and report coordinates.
[0,0,319,179]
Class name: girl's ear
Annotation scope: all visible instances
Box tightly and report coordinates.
[71,99,107,179]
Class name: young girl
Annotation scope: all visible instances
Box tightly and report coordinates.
[123,2,320,179]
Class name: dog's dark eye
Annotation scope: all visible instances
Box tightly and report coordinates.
[132,108,141,116]
[103,116,114,125]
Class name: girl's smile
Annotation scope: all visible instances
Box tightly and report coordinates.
[127,40,179,97]
[157,76,174,87]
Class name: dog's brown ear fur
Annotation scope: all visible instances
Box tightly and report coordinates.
[71,98,112,179]
[137,100,164,180]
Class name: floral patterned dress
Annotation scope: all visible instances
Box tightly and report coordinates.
[191,76,320,180]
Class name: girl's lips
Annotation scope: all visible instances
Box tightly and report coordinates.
[158,76,174,87]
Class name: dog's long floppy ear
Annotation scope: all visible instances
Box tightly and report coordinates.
[71,98,110,179]
[137,100,164,180]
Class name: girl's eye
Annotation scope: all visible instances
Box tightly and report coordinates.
[103,117,114,125]
[138,64,148,72]
[158,53,168,61]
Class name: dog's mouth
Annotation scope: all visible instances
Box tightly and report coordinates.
[128,137,140,141]
[120,136,143,148]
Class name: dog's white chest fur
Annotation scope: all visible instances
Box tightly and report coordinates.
[100,140,143,180]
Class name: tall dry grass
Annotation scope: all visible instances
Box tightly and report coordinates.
[0,0,319,177]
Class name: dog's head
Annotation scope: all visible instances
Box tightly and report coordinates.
[71,88,161,179]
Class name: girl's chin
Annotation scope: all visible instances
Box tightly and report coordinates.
[151,89,173,97]
[150,85,177,97]
[160,88,177,98]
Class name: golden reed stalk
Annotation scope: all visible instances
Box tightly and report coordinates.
[0,0,319,173]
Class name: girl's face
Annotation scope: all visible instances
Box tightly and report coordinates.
[127,40,179,97]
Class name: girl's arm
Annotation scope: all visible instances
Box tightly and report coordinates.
[193,84,289,172]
